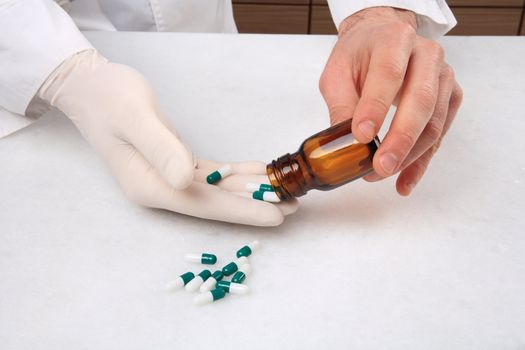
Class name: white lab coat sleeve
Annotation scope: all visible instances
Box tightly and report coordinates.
[0,0,92,138]
[326,0,456,39]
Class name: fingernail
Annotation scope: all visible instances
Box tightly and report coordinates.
[363,172,382,182]
[405,182,415,194]
[358,120,376,140]
[379,153,398,174]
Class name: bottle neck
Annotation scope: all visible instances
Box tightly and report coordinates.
[266,152,313,200]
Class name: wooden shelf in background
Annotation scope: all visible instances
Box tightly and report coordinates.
[311,5,337,34]
[448,0,523,7]
[232,2,525,36]
[233,4,309,34]
[312,0,524,6]
[233,0,308,4]
[448,7,522,35]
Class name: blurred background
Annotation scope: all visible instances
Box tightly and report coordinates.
[232,0,525,35]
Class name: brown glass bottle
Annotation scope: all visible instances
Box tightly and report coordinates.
[267,119,380,200]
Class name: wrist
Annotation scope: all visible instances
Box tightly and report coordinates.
[38,49,106,106]
[338,7,417,36]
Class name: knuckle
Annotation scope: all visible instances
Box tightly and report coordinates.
[451,85,464,108]
[441,64,455,81]
[392,21,416,40]
[424,120,443,143]
[318,73,329,95]
[378,59,406,82]
[426,41,445,61]
[328,104,353,123]
[436,47,445,62]
[433,138,443,153]
[394,129,418,151]
[412,158,429,178]
[363,94,390,115]
[318,63,340,95]
[413,149,435,174]
[416,84,437,111]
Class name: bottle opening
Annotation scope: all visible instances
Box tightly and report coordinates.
[266,153,307,200]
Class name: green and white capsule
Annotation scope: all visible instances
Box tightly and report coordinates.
[206,165,233,184]
[185,269,211,292]
[165,272,195,292]
[252,190,280,203]
[217,281,250,295]
[231,264,252,284]
[194,288,227,306]
[199,270,224,293]
[236,240,261,258]
[246,183,274,193]
[185,253,217,265]
[222,256,249,276]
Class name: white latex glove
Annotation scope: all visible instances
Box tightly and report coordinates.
[37,49,298,226]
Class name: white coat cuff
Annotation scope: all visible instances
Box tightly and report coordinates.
[327,0,457,39]
[0,0,93,116]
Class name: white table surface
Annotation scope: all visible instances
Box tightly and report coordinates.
[1,33,524,350]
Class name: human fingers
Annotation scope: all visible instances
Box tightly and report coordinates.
[124,114,195,190]
[394,145,436,196]
[319,48,361,125]
[195,169,300,215]
[372,38,445,178]
[112,150,285,226]
[397,64,455,172]
[395,81,463,195]
[351,23,416,142]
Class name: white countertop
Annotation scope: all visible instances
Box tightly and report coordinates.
[1,33,524,349]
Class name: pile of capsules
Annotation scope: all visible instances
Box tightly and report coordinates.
[166,240,260,306]
[206,165,280,203]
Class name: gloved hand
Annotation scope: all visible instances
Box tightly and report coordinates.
[37,49,297,226]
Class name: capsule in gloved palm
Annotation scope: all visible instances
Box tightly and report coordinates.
[252,190,280,203]
[199,270,224,293]
[222,256,249,276]
[246,183,274,193]
[217,281,249,295]
[236,240,260,258]
[194,288,227,306]
[206,165,233,184]
[165,272,195,292]
[185,269,211,292]
[231,264,251,284]
[185,253,217,265]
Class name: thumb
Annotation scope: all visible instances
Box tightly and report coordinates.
[319,64,360,125]
[128,116,195,190]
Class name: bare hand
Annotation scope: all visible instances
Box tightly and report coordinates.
[319,7,463,195]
